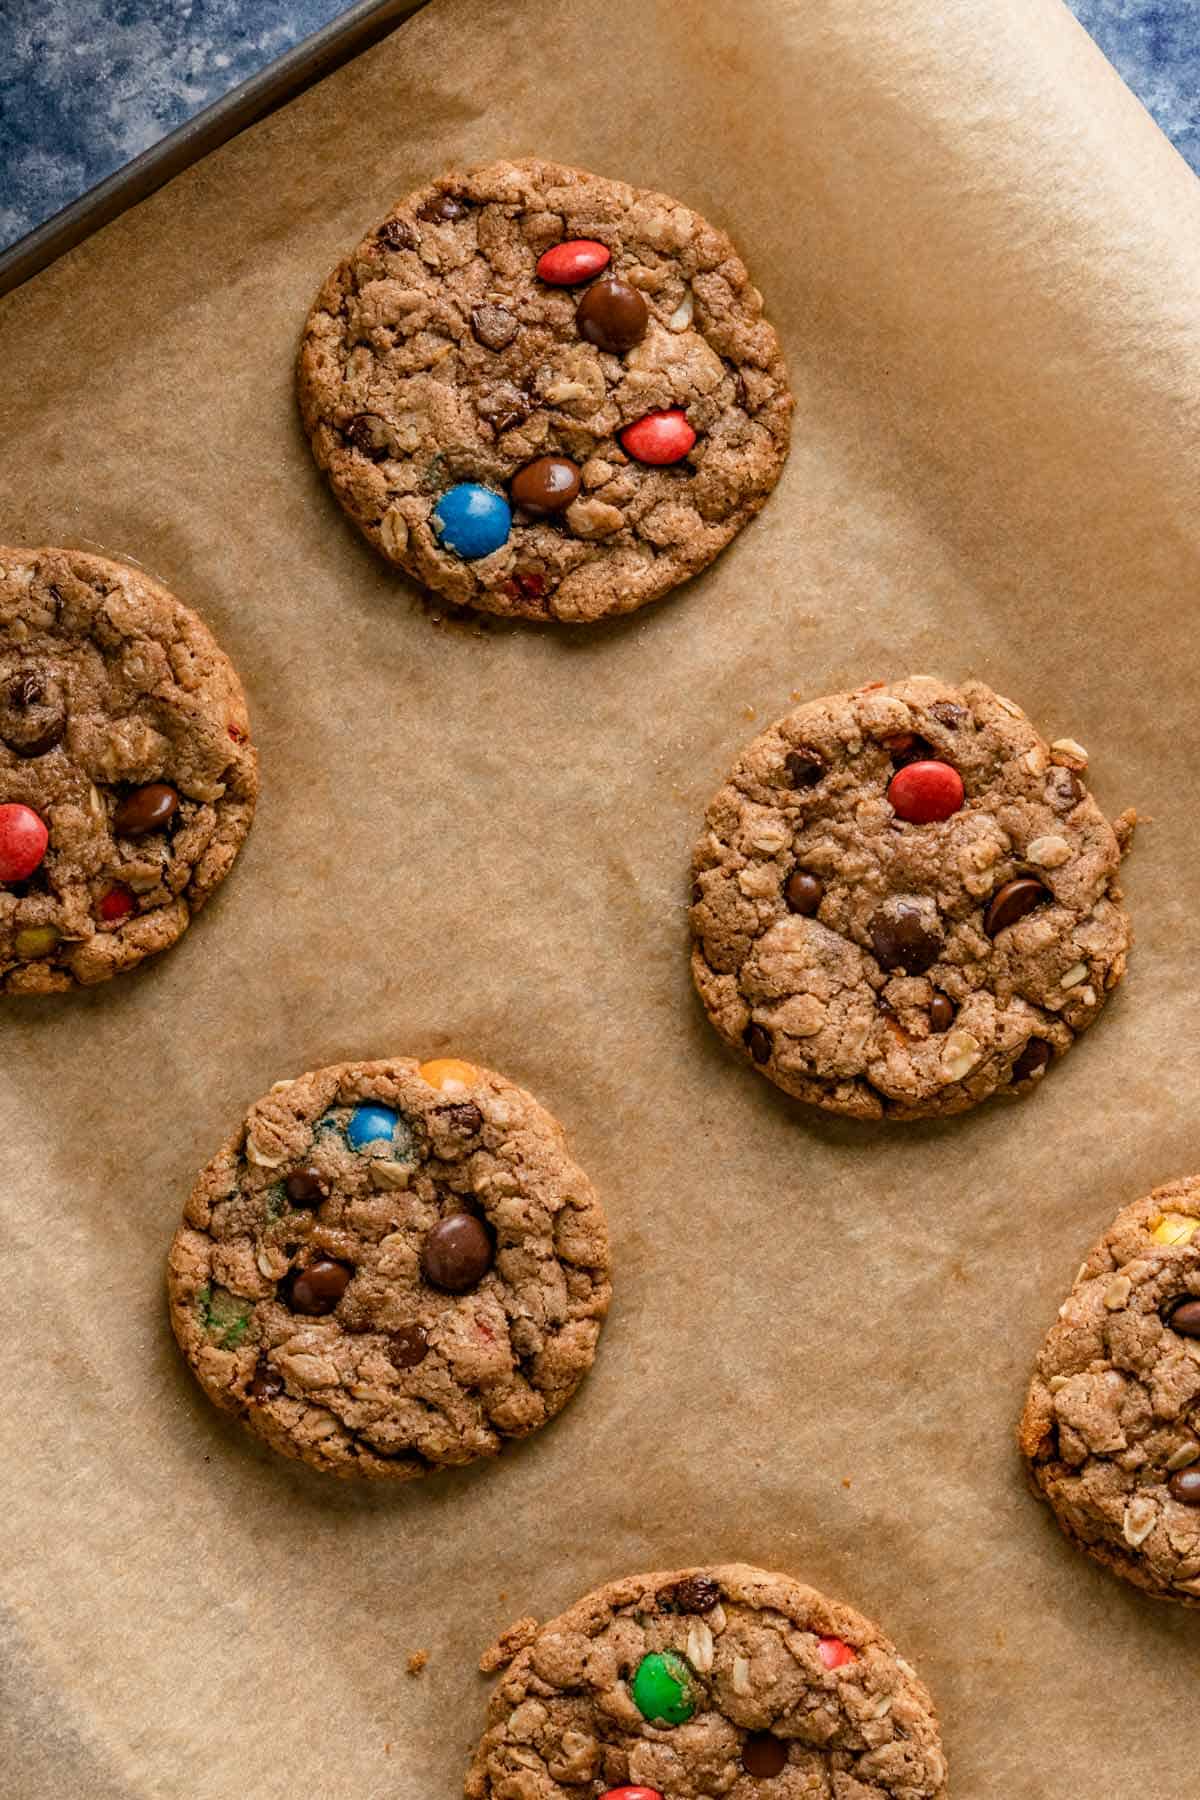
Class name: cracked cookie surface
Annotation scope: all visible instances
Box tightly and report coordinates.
[297,157,793,622]
[690,675,1135,1120]
[167,1057,611,1480]
[1020,1177,1200,1604]
[466,1563,947,1798]
[0,546,257,993]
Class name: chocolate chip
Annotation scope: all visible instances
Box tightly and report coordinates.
[658,1574,721,1613]
[784,748,823,789]
[1011,1037,1052,1082]
[377,217,417,250]
[249,1355,284,1402]
[1045,767,1084,813]
[511,455,582,517]
[744,1022,773,1064]
[784,870,823,915]
[284,1166,327,1208]
[478,383,533,434]
[289,1258,352,1316]
[929,993,956,1032]
[742,1734,788,1779]
[434,1101,484,1135]
[470,305,519,352]
[1,668,66,757]
[417,193,468,222]
[928,701,970,731]
[422,1213,494,1293]
[113,782,179,838]
[345,414,390,460]
[1166,1299,1200,1339]
[576,277,649,353]
[691,881,703,905]
[881,732,936,769]
[868,901,943,975]
[1169,1469,1200,1505]
[389,1323,430,1369]
[984,878,1050,937]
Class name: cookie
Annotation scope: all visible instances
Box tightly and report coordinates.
[690,675,1135,1120]
[167,1056,611,1480]
[466,1563,947,1798]
[1019,1177,1200,1604]
[0,546,257,993]
[297,157,793,622]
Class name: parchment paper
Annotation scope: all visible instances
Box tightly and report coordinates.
[2,0,1200,1793]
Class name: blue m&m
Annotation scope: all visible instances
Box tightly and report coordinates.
[347,1104,400,1149]
[431,484,511,560]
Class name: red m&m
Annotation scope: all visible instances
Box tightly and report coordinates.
[887,760,964,824]
[600,1790,663,1800]
[536,239,611,285]
[817,1635,857,1669]
[0,802,48,882]
[99,883,135,922]
[620,408,697,465]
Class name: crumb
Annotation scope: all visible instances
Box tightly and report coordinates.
[479,1615,540,1673]
[842,1477,852,1489]
[407,1650,428,1676]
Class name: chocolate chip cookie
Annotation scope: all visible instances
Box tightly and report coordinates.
[691,676,1135,1120]
[1020,1177,1200,1604]
[167,1057,612,1480]
[0,546,257,994]
[297,157,793,622]
[466,1563,947,1798]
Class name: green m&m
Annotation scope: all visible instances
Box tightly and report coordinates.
[631,1649,697,1726]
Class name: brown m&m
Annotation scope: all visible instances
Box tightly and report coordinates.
[1169,1469,1200,1505]
[511,456,581,517]
[422,1213,494,1292]
[290,1258,352,1315]
[1166,1300,1200,1338]
[984,878,1049,937]
[390,1323,430,1368]
[114,782,179,837]
[784,870,823,915]
[742,1734,788,1779]
[929,993,956,1032]
[576,277,648,353]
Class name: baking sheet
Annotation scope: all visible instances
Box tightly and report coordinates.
[2,0,1199,1794]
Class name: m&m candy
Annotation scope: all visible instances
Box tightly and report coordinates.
[620,409,697,466]
[347,1104,400,1149]
[536,239,611,285]
[631,1649,697,1725]
[817,1635,857,1670]
[432,485,512,560]
[0,803,48,882]
[886,760,964,824]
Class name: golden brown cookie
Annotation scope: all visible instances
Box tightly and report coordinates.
[167,1056,611,1480]
[298,157,793,622]
[0,546,257,993]
[467,1564,947,1798]
[691,675,1135,1119]
[1020,1177,1200,1603]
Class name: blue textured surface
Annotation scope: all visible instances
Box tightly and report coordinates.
[0,1,1197,256]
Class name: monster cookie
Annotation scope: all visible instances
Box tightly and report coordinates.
[1019,1177,1200,1604]
[690,675,1135,1120]
[466,1564,947,1797]
[167,1057,611,1479]
[297,158,793,622]
[0,546,257,993]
